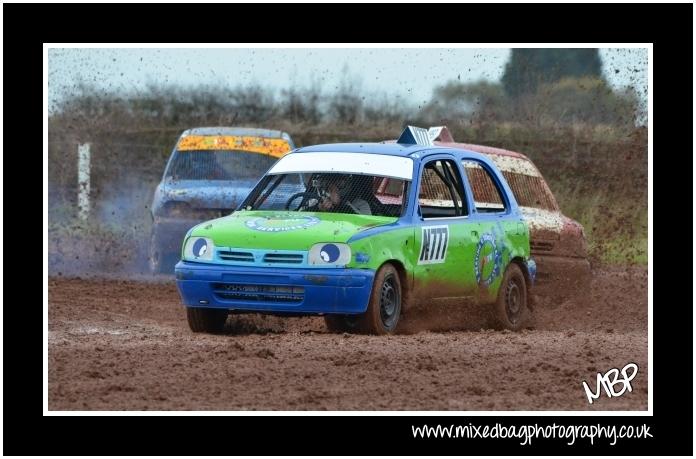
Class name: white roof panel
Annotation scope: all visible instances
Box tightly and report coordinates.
[268,152,414,180]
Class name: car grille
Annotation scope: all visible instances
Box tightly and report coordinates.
[212,283,304,303]
[216,249,305,265]
[262,253,304,264]
[530,240,555,252]
[218,250,255,262]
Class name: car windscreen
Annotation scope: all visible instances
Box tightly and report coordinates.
[166,150,278,181]
[242,173,409,217]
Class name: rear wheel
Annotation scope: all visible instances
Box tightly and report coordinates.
[187,307,229,333]
[491,263,529,331]
[358,263,402,335]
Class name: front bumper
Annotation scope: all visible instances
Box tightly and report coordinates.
[175,261,375,314]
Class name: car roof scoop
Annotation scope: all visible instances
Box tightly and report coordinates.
[397,126,454,145]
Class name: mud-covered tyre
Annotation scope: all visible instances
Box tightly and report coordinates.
[357,263,402,335]
[149,248,165,274]
[491,263,529,331]
[187,307,229,333]
[324,315,361,333]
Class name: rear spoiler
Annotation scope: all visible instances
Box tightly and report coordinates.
[396,125,454,145]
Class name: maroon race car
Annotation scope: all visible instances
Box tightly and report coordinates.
[385,127,591,287]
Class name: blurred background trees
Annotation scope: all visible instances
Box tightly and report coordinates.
[49,48,647,267]
[51,48,641,131]
[423,49,639,128]
[501,48,603,98]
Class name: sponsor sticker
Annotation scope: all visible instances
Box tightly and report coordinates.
[474,233,503,286]
[418,225,449,264]
[246,215,320,232]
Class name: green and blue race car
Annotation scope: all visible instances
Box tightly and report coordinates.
[175,127,536,334]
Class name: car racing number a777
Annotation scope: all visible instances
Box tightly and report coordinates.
[418,225,449,264]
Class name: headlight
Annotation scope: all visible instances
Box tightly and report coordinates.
[308,243,351,266]
[183,237,215,261]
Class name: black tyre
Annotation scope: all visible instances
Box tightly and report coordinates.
[492,263,529,331]
[324,315,361,333]
[187,307,229,333]
[358,263,402,335]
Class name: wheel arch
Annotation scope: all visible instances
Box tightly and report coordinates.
[510,257,535,310]
[380,259,413,311]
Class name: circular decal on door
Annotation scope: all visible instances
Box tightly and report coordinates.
[474,233,502,286]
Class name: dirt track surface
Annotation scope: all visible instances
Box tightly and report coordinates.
[48,267,648,411]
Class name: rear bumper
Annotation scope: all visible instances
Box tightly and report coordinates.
[532,254,591,282]
[175,261,375,314]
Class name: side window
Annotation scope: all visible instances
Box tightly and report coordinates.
[461,160,507,213]
[418,159,467,218]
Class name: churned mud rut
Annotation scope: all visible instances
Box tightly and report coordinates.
[48,267,648,410]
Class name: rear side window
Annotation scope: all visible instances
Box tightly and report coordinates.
[462,160,507,213]
[418,159,467,218]
[500,172,558,211]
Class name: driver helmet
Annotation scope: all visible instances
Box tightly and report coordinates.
[316,173,352,199]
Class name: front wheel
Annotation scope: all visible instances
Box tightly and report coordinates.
[187,307,229,333]
[491,263,529,331]
[358,263,402,335]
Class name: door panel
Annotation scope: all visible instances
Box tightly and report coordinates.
[412,158,477,299]
[461,159,518,302]
[413,219,479,298]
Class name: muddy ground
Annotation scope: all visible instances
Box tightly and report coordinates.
[48,267,648,411]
